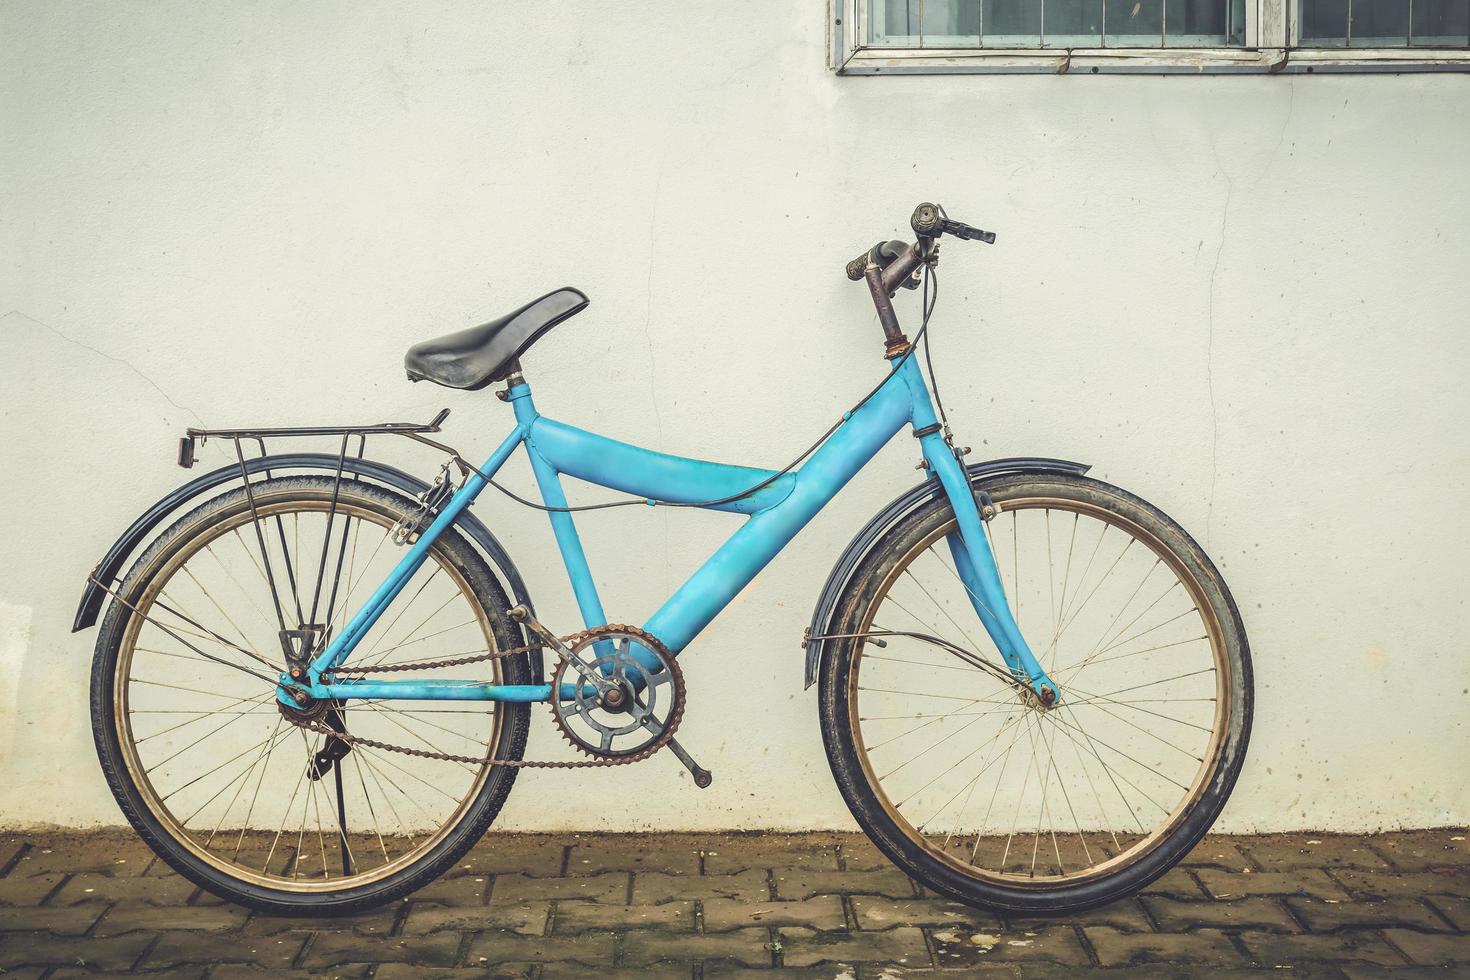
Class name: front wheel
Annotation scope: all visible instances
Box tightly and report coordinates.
[818,473,1251,913]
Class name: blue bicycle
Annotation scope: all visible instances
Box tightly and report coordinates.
[80,204,1251,915]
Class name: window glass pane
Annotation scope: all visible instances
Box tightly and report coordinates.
[1164,0,1241,46]
[1412,0,1470,46]
[1108,1,1164,44]
[1300,0,1469,47]
[982,0,1042,44]
[1045,0,1105,46]
[1354,0,1410,44]
[1299,0,1349,45]
[869,0,1244,48]
[877,0,980,43]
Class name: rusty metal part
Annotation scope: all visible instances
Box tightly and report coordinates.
[280,623,683,770]
[547,625,684,763]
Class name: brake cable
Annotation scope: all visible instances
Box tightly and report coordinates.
[483,252,944,515]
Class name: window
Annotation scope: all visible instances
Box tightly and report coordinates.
[831,0,1470,72]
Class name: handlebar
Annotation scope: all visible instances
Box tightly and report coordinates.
[844,203,998,355]
[845,203,995,282]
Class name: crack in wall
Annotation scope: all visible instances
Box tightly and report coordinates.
[1203,158,1233,549]
[5,310,205,425]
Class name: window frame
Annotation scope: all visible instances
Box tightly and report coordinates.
[830,0,1470,74]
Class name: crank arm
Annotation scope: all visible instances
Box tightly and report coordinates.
[666,736,712,789]
[508,605,613,694]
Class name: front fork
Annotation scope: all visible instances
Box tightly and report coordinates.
[916,425,1061,706]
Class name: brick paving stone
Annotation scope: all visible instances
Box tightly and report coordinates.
[770,867,915,900]
[5,834,155,876]
[1382,928,1470,966]
[830,834,894,871]
[1197,868,1353,901]
[53,968,208,980]
[1341,967,1470,980]
[0,873,65,906]
[0,905,106,935]
[1370,830,1469,871]
[1285,896,1452,932]
[706,968,909,980]
[240,908,398,936]
[633,869,770,904]
[1330,866,1470,900]
[464,928,619,967]
[1141,894,1301,932]
[210,968,370,980]
[1238,929,1407,968]
[1086,926,1245,967]
[94,902,249,937]
[701,834,842,875]
[1181,835,1257,869]
[1241,834,1395,871]
[703,895,845,932]
[0,838,26,872]
[302,930,461,969]
[777,924,930,968]
[408,872,489,906]
[544,966,690,980]
[376,967,541,980]
[555,899,694,933]
[1017,965,1186,980]
[463,833,567,875]
[490,870,629,903]
[1006,900,1154,934]
[620,927,774,968]
[1140,867,1208,898]
[931,924,1090,968]
[0,931,154,970]
[143,928,308,970]
[851,895,1000,930]
[565,833,703,875]
[1426,894,1469,930]
[402,899,548,935]
[52,870,199,906]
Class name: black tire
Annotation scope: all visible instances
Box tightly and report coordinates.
[818,473,1252,914]
[91,476,532,915]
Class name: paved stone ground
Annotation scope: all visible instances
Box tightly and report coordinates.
[0,829,1465,978]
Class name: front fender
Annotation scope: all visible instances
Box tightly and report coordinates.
[73,453,543,679]
[802,456,1090,689]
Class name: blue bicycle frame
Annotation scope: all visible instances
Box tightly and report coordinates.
[281,352,1061,707]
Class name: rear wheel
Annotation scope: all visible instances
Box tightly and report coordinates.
[818,473,1251,913]
[90,476,531,914]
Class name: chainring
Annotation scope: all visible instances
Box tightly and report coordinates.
[549,625,685,764]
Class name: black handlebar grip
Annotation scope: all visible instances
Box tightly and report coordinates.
[845,254,868,281]
[911,202,944,237]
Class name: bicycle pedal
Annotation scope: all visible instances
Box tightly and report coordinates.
[666,736,713,789]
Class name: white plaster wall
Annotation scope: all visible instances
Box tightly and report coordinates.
[2,2,1467,832]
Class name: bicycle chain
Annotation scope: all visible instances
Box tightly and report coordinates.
[280,624,683,770]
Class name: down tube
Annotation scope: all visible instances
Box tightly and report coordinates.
[642,374,913,655]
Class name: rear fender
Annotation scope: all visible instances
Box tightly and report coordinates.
[803,457,1090,689]
[72,453,543,681]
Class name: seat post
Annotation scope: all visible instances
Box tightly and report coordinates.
[495,359,526,403]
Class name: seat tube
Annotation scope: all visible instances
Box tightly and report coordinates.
[507,380,610,635]
[898,357,1061,703]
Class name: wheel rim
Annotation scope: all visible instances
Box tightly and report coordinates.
[845,491,1232,886]
[112,489,507,893]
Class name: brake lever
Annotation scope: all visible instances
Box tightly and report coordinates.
[943,219,996,245]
